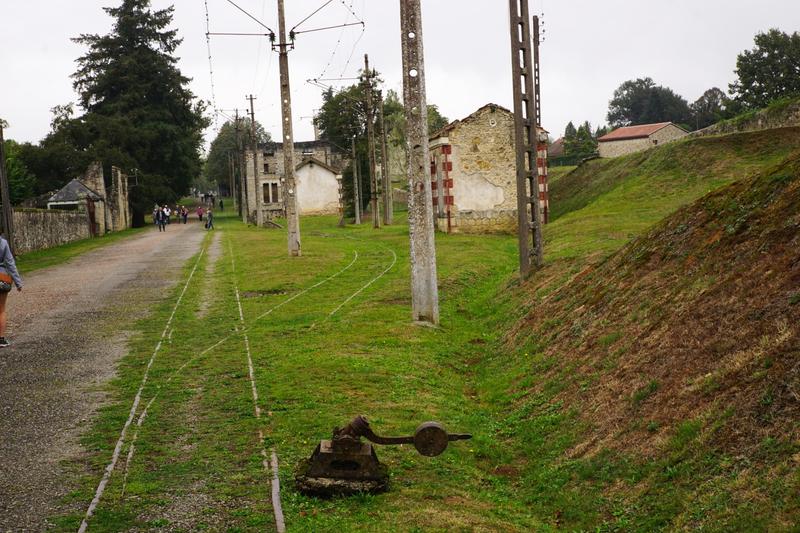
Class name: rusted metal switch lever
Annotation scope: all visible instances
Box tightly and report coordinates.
[296,415,472,496]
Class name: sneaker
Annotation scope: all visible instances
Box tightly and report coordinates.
[0,338,9,348]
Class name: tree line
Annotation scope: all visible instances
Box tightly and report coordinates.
[555,28,800,162]
[2,0,207,226]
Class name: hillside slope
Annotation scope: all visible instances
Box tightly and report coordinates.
[484,150,800,530]
[545,127,800,259]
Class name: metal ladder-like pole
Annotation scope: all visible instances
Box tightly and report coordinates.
[509,0,544,276]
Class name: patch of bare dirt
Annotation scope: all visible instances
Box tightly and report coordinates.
[0,223,206,531]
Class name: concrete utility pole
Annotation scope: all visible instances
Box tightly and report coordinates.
[227,151,235,205]
[0,123,14,250]
[509,0,544,276]
[351,136,361,225]
[276,0,301,256]
[379,96,393,225]
[235,110,247,221]
[400,0,439,325]
[364,54,380,229]
[247,94,262,226]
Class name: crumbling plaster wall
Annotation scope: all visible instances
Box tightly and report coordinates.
[447,106,518,233]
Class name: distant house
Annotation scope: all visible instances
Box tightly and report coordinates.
[294,158,342,216]
[428,103,549,234]
[598,122,689,158]
[244,140,345,225]
[549,137,565,158]
[47,162,131,235]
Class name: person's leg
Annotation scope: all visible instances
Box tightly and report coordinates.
[0,291,9,339]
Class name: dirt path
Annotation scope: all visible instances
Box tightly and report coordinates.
[0,221,207,531]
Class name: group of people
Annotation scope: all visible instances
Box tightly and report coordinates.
[152,204,214,231]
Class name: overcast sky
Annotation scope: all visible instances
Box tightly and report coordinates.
[2,0,799,148]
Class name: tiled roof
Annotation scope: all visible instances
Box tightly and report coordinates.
[597,122,676,142]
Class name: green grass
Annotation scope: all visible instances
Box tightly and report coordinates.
[545,127,800,259]
[49,131,800,530]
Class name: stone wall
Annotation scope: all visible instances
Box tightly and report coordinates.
[13,208,90,255]
[690,98,800,138]
[107,166,131,232]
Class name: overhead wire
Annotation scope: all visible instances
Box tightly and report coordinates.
[223,0,274,33]
[290,0,335,34]
[204,0,219,130]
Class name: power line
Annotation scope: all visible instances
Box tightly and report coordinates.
[340,22,365,78]
[204,0,219,130]
[316,0,355,80]
[223,0,274,34]
[290,0,334,34]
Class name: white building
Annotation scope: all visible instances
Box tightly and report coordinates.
[244,140,344,225]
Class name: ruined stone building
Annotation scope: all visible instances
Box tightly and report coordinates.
[428,104,549,234]
[597,122,689,158]
[244,140,345,225]
[47,162,131,235]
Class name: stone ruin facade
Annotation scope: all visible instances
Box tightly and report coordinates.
[428,104,549,234]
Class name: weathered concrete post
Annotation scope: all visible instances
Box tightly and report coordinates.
[351,136,361,225]
[379,97,393,225]
[235,110,246,222]
[277,0,301,256]
[364,54,380,229]
[400,0,439,325]
[247,94,262,227]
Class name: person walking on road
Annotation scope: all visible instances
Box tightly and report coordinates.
[197,206,204,222]
[155,207,167,232]
[0,236,23,348]
[205,208,214,230]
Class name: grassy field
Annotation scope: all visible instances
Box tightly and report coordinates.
[54,129,800,531]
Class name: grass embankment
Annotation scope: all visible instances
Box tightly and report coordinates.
[547,127,800,259]
[56,128,800,531]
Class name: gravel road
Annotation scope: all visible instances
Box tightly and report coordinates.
[0,221,206,531]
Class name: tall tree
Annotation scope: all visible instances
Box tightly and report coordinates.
[730,29,800,110]
[690,87,731,130]
[607,77,692,128]
[203,118,270,187]
[1,138,35,205]
[71,0,208,225]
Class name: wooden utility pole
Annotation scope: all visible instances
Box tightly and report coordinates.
[509,0,544,276]
[364,54,380,229]
[276,0,301,256]
[247,94,262,226]
[351,136,361,225]
[0,123,13,250]
[400,0,439,325]
[235,110,246,221]
[379,97,393,225]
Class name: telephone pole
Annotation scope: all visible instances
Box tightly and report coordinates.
[509,0,544,276]
[351,136,361,225]
[276,0,301,256]
[247,94,262,226]
[234,110,246,221]
[364,54,380,229]
[0,123,14,250]
[379,96,393,225]
[400,0,439,325]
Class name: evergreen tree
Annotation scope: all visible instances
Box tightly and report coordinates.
[71,0,208,225]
